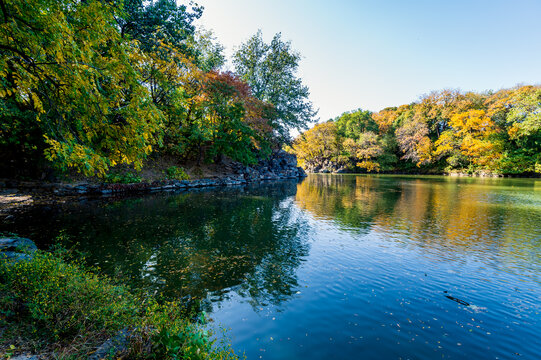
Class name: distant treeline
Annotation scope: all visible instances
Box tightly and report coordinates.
[290,86,541,175]
[0,0,315,178]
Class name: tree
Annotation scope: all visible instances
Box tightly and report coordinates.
[291,122,339,169]
[334,109,377,140]
[395,118,432,166]
[293,85,540,175]
[435,109,501,168]
[198,71,272,164]
[0,0,162,177]
[186,28,225,72]
[233,31,317,143]
[342,132,384,172]
[504,87,541,140]
[115,0,202,51]
[161,68,273,165]
[486,86,541,173]
[372,104,410,134]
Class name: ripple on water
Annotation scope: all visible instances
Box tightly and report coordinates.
[2,175,541,359]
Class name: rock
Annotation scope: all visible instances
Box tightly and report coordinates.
[0,237,37,262]
[187,179,219,188]
[239,150,305,182]
[10,355,40,360]
[88,329,131,360]
[0,237,37,252]
[171,180,188,189]
[1,252,34,262]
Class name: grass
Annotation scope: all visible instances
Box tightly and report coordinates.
[0,250,240,359]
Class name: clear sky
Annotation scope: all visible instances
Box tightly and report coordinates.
[194,0,541,123]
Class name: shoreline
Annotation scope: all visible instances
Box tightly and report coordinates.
[2,170,539,215]
[2,170,539,209]
[1,172,306,197]
[304,171,541,178]
[0,174,306,214]
[0,149,307,200]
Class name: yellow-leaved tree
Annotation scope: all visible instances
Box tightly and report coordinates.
[435,109,501,168]
[0,0,163,176]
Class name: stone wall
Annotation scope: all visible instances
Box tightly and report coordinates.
[0,150,306,197]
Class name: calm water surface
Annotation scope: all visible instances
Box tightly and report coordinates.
[2,175,541,359]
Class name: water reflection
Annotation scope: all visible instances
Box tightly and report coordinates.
[3,175,541,359]
[1,181,310,307]
[294,175,402,233]
[295,175,541,278]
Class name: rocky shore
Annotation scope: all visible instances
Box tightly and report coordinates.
[303,160,529,178]
[0,150,306,198]
[303,160,349,174]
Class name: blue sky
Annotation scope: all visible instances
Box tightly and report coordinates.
[194,0,541,123]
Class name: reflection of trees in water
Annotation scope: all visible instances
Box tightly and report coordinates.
[235,198,309,307]
[295,174,402,233]
[296,175,541,269]
[1,181,311,307]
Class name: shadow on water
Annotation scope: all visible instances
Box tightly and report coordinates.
[1,180,311,308]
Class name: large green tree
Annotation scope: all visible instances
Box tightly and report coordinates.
[115,0,202,51]
[0,0,163,177]
[334,109,378,140]
[233,31,317,143]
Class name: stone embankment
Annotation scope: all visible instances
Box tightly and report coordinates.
[0,150,306,197]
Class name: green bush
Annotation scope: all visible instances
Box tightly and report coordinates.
[105,171,143,184]
[165,166,190,180]
[0,250,239,359]
[0,251,138,341]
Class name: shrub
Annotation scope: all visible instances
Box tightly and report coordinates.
[105,171,143,184]
[0,251,138,341]
[0,250,239,359]
[165,166,190,180]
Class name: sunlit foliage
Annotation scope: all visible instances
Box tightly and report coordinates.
[292,85,541,174]
[0,0,164,176]
[291,121,340,169]
[0,0,294,178]
[234,30,317,143]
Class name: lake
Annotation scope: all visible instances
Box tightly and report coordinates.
[2,174,541,359]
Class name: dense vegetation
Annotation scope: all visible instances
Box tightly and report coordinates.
[0,0,315,179]
[291,86,541,175]
[0,249,239,359]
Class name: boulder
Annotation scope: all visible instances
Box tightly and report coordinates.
[88,329,131,360]
[240,150,305,182]
[0,237,37,252]
[0,237,37,262]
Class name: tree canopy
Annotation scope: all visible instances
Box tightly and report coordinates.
[291,86,541,175]
[233,31,317,143]
[0,0,313,178]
